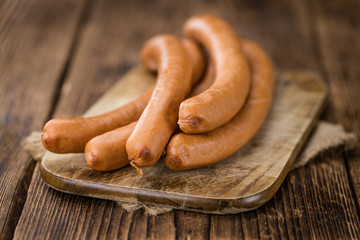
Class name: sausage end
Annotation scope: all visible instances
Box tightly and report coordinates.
[85,151,103,171]
[140,147,151,160]
[165,156,183,170]
[178,117,200,132]
[41,131,54,150]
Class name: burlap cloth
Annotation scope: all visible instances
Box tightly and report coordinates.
[22,121,358,215]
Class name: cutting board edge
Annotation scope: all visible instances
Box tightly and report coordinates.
[40,162,265,214]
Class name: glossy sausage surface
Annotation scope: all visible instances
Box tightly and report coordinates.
[165,40,275,170]
[85,122,136,171]
[189,62,214,97]
[178,14,251,134]
[42,89,152,153]
[125,34,193,173]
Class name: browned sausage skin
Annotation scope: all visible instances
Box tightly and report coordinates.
[125,34,194,174]
[165,40,275,170]
[178,14,251,134]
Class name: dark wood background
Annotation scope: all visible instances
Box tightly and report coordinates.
[1,0,359,239]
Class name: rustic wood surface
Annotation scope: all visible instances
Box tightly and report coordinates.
[40,69,327,214]
[0,0,359,239]
[0,0,86,239]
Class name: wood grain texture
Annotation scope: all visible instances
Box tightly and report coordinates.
[14,0,179,238]
[0,0,85,238]
[208,148,360,239]
[310,0,360,207]
[11,0,360,238]
[39,69,327,214]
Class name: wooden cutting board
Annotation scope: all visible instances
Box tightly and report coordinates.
[40,67,327,214]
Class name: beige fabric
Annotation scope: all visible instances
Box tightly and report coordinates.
[22,121,358,215]
[292,121,357,169]
[117,202,173,216]
[21,131,47,162]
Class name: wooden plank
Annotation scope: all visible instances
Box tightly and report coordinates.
[175,211,210,240]
[0,0,86,239]
[310,0,360,206]
[13,0,360,239]
[13,164,134,239]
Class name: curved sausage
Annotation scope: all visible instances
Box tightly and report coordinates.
[42,89,152,153]
[189,62,214,97]
[42,38,205,154]
[125,34,193,174]
[143,38,205,87]
[178,14,251,134]
[164,40,275,170]
[182,38,206,85]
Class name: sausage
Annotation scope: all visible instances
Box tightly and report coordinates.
[143,38,205,87]
[85,122,137,171]
[188,62,214,97]
[182,38,206,85]
[178,14,251,134]
[41,88,152,153]
[125,34,193,174]
[164,40,275,170]
[42,38,205,154]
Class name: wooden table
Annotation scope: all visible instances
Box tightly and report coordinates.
[1,0,359,239]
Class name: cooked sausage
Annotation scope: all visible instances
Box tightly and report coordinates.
[165,40,275,170]
[124,34,193,174]
[41,89,152,153]
[85,122,137,171]
[178,14,251,134]
[142,38,205,87]
[42,38,205,154]
[188,62,214,97]
[182,38,206,85]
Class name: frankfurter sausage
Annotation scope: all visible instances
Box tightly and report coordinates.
[189,62,214,97]
[143,38,205,87]
[42,38,205,154]
[42,89,152,153]
[125,34,193,174]
[178,14,251,134]
[165,40,274,170]
[182,38,206,85]
[85,122,137,171]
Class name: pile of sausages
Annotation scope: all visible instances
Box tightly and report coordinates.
[41,15,275,175]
